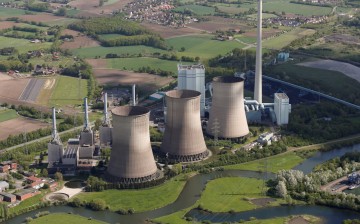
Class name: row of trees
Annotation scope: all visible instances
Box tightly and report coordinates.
[99,34,167,49]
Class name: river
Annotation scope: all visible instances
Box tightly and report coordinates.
[4,144,360,224]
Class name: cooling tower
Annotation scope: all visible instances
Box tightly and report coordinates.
[207,76,249,138]
[106,106,158,183]
[161,90,208,162]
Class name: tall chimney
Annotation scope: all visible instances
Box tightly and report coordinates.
[84,97,90,130]
[254,0,263,104]
[104,92,109,124]
[52,107,57,138]
[132,84,136,106]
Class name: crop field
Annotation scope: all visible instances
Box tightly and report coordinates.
[0,78,29,102]
[61,29,100,50]
[166,35,244,59]
[142,22,202,39]
[105,57,180,73]
[0,21,17,30]
[29,213,105,224]
[0,36,52,53]
[0,109,18,123]
[0,7,28,17]
[49,76,88,107]
[173,5,215,15]
[247,13,278,19]
[72,45,167,58]
[262,28,316,50]
[98,34,125,40]
[187,16,251,33]
[0,117,49,140]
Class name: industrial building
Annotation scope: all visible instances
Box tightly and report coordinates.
[161,90,208,162]
[207,76,249,138]
[106,106,159,183]
[274,93,291,125]
[177,64,206,116]
[99,92,112,146]
[47,107,63,164]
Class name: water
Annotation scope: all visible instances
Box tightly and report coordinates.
[5,144,360,224]
[65,180,86,188]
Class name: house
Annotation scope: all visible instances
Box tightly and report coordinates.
[0,181,9,192]
[26,176,44,189]
[0,192,16,203]
[0,165,10,173]
[1,161,17,170]
[14,188,40,201]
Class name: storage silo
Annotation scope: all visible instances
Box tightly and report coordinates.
[207,76,249,138]
[106,106,158,183]
[161,90,208,162]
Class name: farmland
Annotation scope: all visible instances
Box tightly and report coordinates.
[49,76,88,107]
[173,5,215,15]
[0,36,52,54]
[0,117,49,140]
[262,28,316,50]
[0,108,18,122]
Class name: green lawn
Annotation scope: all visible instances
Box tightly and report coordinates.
[235,35,257,44]
[72,45,167,58]
[29,213,105,224]
[263,28,315,50]
[0,109,18,122]
[224,152,304,173]
[106,57,181,73]
[197,177,274,212]
[49,76,88,107]
[74,175,187,212]
[173,5,215,15]
[10,191,47,215]
[98,34,125,40]
[166,35,244,59]
[0,36,52,54]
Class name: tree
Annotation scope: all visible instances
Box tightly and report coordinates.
[41,169,48,177]
[276,180,287,198]
[88,199,106,211]
[55,8,67,16]
[54,172,63,182]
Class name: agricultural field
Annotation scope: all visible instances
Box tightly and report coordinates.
[72,45,167,59]
[0,117,49,140]
[61,29,100,50]
[141,22,203,39]
[173,5,215,15]
[49,76,88,107]
[166,35,244,59]
[262,28,316,50]
[0,36,52,54]
[186,16,251,33]
[74,174,187,212]
[29,213,105,224]
[0,7,28,17]
[0,108,18,122]
[0,77,30,102]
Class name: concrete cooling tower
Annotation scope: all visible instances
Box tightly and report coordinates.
[106,106,158,183]
[207,76,249,138]
[161,90,208,162]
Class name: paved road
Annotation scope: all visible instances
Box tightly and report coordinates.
[18,78,45,102]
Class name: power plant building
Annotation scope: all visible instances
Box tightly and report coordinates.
[161,90,208,162]
[47,107,63,163]
[177,64,206,116]
[207,76,249,138]
[106,106,158,183]
[100,93,112,146]
[274,93,291,125]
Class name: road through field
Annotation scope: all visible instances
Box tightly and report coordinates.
[19,78,45,102]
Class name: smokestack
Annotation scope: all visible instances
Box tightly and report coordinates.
[132,84,136,106]
[254,0,263,104]
[52,107,57,138]
[84,97,90,130]
[104,92,109,124]
[106,106,158,183]
[207,76,249,138]
[161,90,208,162]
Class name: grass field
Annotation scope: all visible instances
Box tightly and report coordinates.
[166,35,244,59]
[197,177,276,212]
[0,109,18,122]
[224,152,305,173]
[10,191,47,215]
[0,36,52,54]
[106,57,181,73]
[29,213,105,224]
[263,28,315,50]
[173,5,215,15]
[49,76,88,107]
[74,175,187,212]
[0,7,28,17]
[98,33,126,40]
[72,45,167,58]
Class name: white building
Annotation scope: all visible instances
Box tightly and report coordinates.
[274,93,291,125]
[177,64,205,116]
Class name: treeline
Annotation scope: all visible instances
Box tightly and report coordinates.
[13,26,39,33]
[0,47,17,56]
[0,59,33,72]
[25,2,51,12]
[6,17,49,27]
[208,48,256,72]
[68,16,166,49]
[136,66,174,77]
[343,15,360,27]
[314,152,360,172]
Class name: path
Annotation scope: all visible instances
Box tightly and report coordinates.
[54,185,84,198]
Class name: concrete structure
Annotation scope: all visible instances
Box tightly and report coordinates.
[131,84,137,106]
[0,192,16,202]
[100,93,112,146]
[79,98,94,146]
[274,93,291,125]
[207,76,249,138]
[254,0,263,104]
[106,106,158,183]
[177,64,206,116]
[14,188,40,201]
[161,90,208,162]
[0,181,9,192]
[62,143,78,165]
[257,132,274,145]
[48,107,63,163]
[277,52,290,62]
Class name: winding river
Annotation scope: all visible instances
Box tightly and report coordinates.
[4,144,360,224]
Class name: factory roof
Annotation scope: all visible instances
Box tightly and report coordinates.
[178,64,205,70]
[13,188,37,196]
[0,192,15,198]
[63,145,78,159]
[275,93,289,100]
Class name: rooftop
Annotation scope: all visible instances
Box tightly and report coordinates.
[0,192,15,198]
[14,188,37,196]
[275,93,289,100]
[63,145,78,159]
[178,64,205,70]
